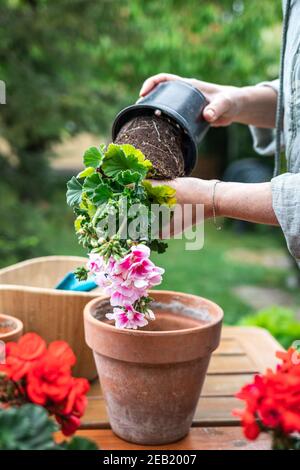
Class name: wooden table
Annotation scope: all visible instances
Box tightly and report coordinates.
[75,326,283,450]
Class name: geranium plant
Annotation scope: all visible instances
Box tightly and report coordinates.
[66,143,176,329]
[233,347,300,450]
[0,333,90,437]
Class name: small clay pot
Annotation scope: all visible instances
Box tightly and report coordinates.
[84,290,223,445]
[0,313,23,343]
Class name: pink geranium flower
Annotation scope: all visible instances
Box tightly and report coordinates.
[87,244,163,329]
[87,253,104,274]
[106,305,148,329]
[92,245,164,307]
[107,245,164,306]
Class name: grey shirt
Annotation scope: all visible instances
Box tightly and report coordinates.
[249,0,300,262]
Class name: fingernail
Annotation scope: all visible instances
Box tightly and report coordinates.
[205,109,215,121]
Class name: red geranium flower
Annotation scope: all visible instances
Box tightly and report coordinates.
[0,333,90,436]
[63,377,89,416]
[0,333,47,381]
[26,352,74,405]
[48,340,76,369]
[56,414,81,437]
[233,347,300,449]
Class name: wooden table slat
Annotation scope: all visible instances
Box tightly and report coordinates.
[220,326,283,371]
[212,337,244,355]
[202,373,255,396]
[207,354,258,374]
[72,428,270,450]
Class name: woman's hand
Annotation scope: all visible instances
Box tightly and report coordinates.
[140,73,277,128]
[149,178,215,237]
[151,177,216,220]
[140,73,245,127]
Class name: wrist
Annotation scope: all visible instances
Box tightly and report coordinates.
[213,181,229,218]
[204,179,221,219]
[233,86,252,122]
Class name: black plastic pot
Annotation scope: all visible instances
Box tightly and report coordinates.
[112,81,210,175]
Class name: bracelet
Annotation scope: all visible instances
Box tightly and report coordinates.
[212,180,223,231]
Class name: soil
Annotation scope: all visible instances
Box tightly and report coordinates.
[114,115,185,179]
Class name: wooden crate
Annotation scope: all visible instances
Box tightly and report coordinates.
[0,256,103,379]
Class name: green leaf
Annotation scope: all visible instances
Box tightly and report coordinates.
[115,169,141,185]
[0,405,58,450]
[102,143,152,180]
[74,265,89,281]
[77,166,95,179]
[149,239,168,254]
[66,177,82,207]
[61,436,98,450]
[120,143,151,165]
[80,194,96,217]
[83,174,113,204]
[0,404,98,450]
[83,173,102,196]
[74,214,85,232]
[92,183,113,204]
[142,181,176,207]
[83,146,105,168]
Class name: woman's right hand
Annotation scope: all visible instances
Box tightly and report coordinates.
[139,73,246,127]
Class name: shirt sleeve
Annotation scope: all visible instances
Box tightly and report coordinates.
[271,172,300,261]
[249,79,285,156]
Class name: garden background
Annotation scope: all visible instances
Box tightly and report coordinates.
[1,0,299,346]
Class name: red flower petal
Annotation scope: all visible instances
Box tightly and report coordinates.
[17,333,47,361]
[48,341,76,367]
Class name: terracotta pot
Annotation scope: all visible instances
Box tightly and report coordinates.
[0,313,23,343]
[84,290,223,445]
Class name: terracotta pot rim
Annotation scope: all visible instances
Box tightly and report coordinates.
[0,313,23,340]
[84,290,223,337]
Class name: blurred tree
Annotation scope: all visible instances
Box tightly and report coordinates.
[114,0,282,95]
[0,0,137,199]
[0,183,48,265]
[0,0,282,198]
[115,0,282,176]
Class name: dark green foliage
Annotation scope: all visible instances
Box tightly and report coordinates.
[0,183,48,266]
[0,404,58,450]
[0,0,130,188]
[0,404,97,450]
[60,436,98,451]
